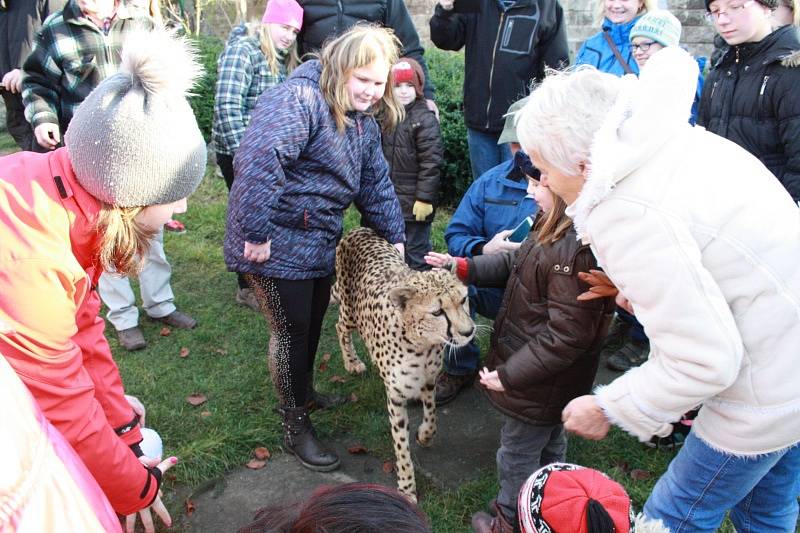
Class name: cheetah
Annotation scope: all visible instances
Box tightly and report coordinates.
[332,227,475,500]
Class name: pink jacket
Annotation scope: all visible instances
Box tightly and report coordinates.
[0,148,159,514]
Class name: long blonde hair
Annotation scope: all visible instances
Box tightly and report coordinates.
[318,24,405,132]
[252,22,301,76]
[95,205,157,276]
[595,0,657,25]
[535,189,573,244]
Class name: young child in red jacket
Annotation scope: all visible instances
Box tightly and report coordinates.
[0,30,205,527]
[427,179,614,532]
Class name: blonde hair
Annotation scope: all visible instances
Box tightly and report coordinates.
[251,22,301,76]
[517,67,621,178]
[595,0,657,25]
[780,0,800,26]
[96,205,157,276]
[535,189,573,244]
[318,24,404,132]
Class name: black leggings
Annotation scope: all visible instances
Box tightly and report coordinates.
[218,152,249,289]
[244,274,332,408]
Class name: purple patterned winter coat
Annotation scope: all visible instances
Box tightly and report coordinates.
[224,60,405,280]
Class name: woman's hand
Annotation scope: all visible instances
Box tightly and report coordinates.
[478,367,505,392]
[562,395,610,440]
[244,240,271,263]
[124,456,178,533]
[424,251,455,270]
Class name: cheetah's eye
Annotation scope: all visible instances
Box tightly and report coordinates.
[431,309,443,317]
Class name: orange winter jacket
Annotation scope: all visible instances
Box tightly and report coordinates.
[0,148,159,515]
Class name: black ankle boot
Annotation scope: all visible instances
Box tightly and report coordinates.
[305,372,348,411]
[277,406,340,472]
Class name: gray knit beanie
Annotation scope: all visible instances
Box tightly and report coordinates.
[65,30,207,208]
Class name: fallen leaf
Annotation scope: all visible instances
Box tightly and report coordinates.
[179,347,190,358]
[166,472,177,482]
[185,499,196,516]
[347,444,368,455]
[349,392,359,403]
[318,361,329,372]
[215,348,227,356]
[186,393,207,406]
[246,459,267,470]
[614,461,631,473]
[200,410,212,418]
[159,327,171,337]
[630,469,652,480]
[322,352,331,363]
[329,375,347,384]
[382,460,395,474]
[254,447,271,460]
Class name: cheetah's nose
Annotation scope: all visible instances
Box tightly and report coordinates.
[461,326,475,338]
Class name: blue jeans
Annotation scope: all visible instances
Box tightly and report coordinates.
[644,432,800,532]
[467,127,513,180]
[618,307,648,343]
[444,285,504,375]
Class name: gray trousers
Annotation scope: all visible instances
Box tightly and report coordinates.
[98,229,176,331]
[496,415,567,522]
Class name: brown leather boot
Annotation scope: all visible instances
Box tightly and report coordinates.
[435,370,477,406]
[277,406,340,472]
[471,503,515,533]
[304,372,348,412]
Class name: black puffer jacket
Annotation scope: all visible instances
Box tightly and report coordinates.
[465,225,614,426]
[381,98,443,222]
[429,0,569,133]
[296,0,434,97]
[698,26,800,201]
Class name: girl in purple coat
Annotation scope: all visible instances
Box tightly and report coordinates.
[225,25,406,473]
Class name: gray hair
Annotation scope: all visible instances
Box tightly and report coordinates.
[516,67,621,177]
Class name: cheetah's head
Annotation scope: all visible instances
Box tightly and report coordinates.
[387,270,475,350]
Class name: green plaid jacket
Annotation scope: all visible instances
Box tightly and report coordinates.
[21,0,153,131]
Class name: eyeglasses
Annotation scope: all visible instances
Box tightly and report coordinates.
[631,40,657,52]
[705,0,755,22]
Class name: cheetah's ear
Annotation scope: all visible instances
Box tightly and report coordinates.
[388,286,417,311]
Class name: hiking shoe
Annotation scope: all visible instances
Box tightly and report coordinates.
[600,314,633,355]
[164,219,186,233]
[235,288,260,312]
[606,338,649,371]
[118,327,146,351]
[435,370,476,406]
[150,310,197,329]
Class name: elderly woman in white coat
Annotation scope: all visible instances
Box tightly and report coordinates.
[515,47,800,532]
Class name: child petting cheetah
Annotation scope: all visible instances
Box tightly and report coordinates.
[333,227,475,501]
[426,180,615,532]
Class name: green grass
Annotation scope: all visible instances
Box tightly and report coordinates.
[0,131,18,155]
[0,129,732,532]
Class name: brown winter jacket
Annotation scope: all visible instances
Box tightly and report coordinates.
[381,98,443,222]
[464,225,615,425]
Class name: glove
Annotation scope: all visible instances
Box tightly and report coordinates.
[412,201,433,222]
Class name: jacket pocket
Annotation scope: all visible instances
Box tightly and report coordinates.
[499,11,541,55]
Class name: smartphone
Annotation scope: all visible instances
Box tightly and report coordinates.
[505,216,534,243]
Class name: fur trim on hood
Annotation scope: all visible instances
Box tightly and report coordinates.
[566,47,698,242]
[781,49,800,68]
[634,513,672,532]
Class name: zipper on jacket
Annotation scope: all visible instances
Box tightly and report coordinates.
[735,47,740,64]
[710,80,718,100]
[759,75,770,96]
[757,75,770,120]
[485,12,505,130]
[336,0,343,35]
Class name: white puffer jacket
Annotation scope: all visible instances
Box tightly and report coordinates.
[569,47,800,456]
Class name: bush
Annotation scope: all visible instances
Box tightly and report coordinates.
[425,48,470,207]
[189,34,224,142]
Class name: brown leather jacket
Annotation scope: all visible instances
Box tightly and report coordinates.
[465,225,614,425]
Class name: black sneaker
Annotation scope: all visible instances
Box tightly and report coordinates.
[607,338,649,371]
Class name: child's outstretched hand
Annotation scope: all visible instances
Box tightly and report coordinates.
[424,251,455,270]
[479,367,505,392]
[577,269,618,301]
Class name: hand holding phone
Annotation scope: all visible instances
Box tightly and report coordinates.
[504,216,534,243]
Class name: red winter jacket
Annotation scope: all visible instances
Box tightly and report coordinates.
[0,148,159,515]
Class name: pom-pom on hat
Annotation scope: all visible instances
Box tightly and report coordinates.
[630,10,682,48]
[65,30,207,208]
[518,463,633,533]
[262,0,304,32]
[391,57,425,99]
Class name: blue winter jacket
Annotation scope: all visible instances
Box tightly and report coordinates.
[575,17,641,76]
[445,159,538,258]
[224,60,405,280]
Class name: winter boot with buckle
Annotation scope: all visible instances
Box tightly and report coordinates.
[277,406,340,472]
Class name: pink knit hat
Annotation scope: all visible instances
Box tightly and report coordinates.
[262,0,304,32]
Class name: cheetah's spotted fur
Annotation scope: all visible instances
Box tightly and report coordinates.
[332,228,475,500]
